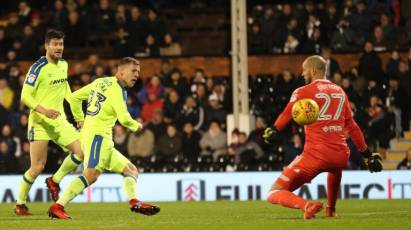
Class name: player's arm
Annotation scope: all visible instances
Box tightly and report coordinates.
[263,89,299,144]
[69,83,93,124]
[110,85,142,132]
[344,97,382,172]
[21,65,60,119]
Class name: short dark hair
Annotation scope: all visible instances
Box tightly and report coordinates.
[45,29,65,43]
[118,57,139,67]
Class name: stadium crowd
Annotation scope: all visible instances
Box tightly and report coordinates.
[0,0,411,174]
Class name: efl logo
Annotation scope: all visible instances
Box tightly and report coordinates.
[176,179,205,201]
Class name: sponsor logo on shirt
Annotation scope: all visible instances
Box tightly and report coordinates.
[49,78,67,85]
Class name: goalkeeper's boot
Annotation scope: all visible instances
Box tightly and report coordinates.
[303,201,323,220]
[326,206,338,217]
[45,177,60,202]
[129,198,160,216]
[48,203,71,220]
[14,204,32,216]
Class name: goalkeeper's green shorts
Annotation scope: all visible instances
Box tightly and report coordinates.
[81,132,130,173]
[28,115,79,150]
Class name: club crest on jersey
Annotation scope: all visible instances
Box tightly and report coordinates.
[26,74,37,85]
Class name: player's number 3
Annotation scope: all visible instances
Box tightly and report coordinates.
[315,93,345,121]
[86,90,107,116]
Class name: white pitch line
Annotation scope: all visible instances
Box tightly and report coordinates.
[343,210,411,216]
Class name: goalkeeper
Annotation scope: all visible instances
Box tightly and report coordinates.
[262,55,383,219]
[48,57,159,219]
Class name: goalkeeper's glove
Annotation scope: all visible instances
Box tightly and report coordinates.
[361,148,383,173]
[262,126,279,144]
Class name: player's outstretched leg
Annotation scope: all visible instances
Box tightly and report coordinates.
[46,141,84,202]
[267,163,323,220]
[15,140,49,216]
[122,163,160,216]
[326,169,342,217]
[49,169,98,219]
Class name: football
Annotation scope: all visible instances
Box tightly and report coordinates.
[291,98,320,125]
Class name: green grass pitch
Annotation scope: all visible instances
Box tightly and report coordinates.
[1,200,411,230]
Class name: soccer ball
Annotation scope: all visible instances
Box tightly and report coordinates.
[291,98,320,125]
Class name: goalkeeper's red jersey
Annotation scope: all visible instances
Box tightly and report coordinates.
[274,79,367,166]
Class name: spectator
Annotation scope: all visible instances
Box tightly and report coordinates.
[163,89,182,123]
[113,28,133,57]
[141,92,163,123]
[200,121,227,160]
[386,78,410,136]
[330,17,356,52]
[0,78,14,111]
[283,35,299,54]
[17,141,30,173]
[0,28,12,61]
[193,83,209,109]
[146,109,166,140]
[20,25,39,60]
[181,122,201,161]
[155,123,182,157]
[258,6,276,52]
[163,69,189,98]
[18,1,32,24]
[15,113,28,141]
[341,77,361,107]
[159,59,173,83]
[127,121,155,158]
[115,3,127,27]
[65,10,87,48]
[126,97,140,119]
[50,0,68,29]
[302,27,324,54]
[145,9,166,42]
[113,124,129,157]
[380,14,395,43]
[160,33,182,56]
[366,95,393,152]
[127,6,147,48]
[321,47,341,79]
[348,1,370,45]
[29,13,46,43]
[0,140,17,174]
[399,58,411,97]
[1,124,20,158]
[234,131,264,164]
[386,50,400,79]
[177,95,204,130]
[138,75,164,104]
[203,94,226,130]
[144,34,160,57]
[370,26,389,51]
[5,12,22,40]
[397,148,411,169]
[283,134,303,165]
[322,4,339,41]
[358,42,384,83]
[93,0,116,36]
[248,23,265,54]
